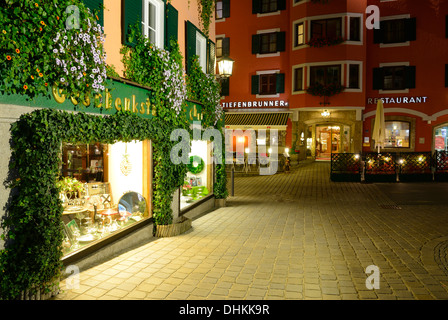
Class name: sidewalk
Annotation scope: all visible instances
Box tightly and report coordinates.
[54,161,448,300]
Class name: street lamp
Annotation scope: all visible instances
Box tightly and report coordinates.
[216,56,234,79]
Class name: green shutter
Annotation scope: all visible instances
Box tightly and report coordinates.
[277,0,286,11]
[207,39,216,74]
[373,68,382,90]
[222,37,230,57]
[223,0,231,18]
[83,0,104,26]
[252,34,260,54]
[252,0,261,14]
[445,64,448,87]
[446,15,448,38]
[186,21,197,74]
[405,17,417,41]
[251,75,260,94]
[277,31,286,52]
[276,73,285,93]
[221,78,230,96]
[123,0,143,46]
[165,3,178,51]
[405,66,416,89]
[373,22,383,44]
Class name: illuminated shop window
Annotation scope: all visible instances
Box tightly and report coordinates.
[60,141,150,257]
[435,126,448,151]
[181,140,214,210]
[384,121,410,148]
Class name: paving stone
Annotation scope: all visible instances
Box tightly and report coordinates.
[55,162,448,301]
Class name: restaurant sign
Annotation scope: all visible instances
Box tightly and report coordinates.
[367,96,428,105]
[222,100,289,109]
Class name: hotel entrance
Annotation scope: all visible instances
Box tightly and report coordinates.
[315,125,351,160]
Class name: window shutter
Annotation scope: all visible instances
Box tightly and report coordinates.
[373,68,383,90]
[252,34,260,54]
[186,21,197,74]
[277,31,286,52]
[373,22,383,44]
[277,0,286,11]
[222,37,230,57]
[83,0,104,26]
[445,64,448,87]
[223,0,231,18]
[251,75,260,94]
[252,0,261,14]
[405,66,416,89]
[165,3,178,51]
[405,17,417,41]
[221,78,230,96]
[446,15,448,38]
[276,73,285,93]
[123,0,143,46]
[207,39,216,74]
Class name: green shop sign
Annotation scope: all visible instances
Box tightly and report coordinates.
[0,78,157,119]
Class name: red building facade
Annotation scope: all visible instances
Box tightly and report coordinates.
[216,0,448,161]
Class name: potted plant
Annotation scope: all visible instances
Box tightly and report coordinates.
[56,176,85,200]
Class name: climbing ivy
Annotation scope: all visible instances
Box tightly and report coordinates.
[0,108,188,299]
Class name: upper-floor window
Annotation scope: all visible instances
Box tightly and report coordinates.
[348,64,360,89]
[310,65,341,86]
[374,17,416,44]
[373,65,416,91]
[252,0,286,14]
[293,67,304,92]
[142,0,164,48]
[251,72,285,96]
[349,16,361,42]
[311,18,342,40]
[252,31,286,55]
[216,0,230,20]
[216,37,230,58]
[295,22,305,47]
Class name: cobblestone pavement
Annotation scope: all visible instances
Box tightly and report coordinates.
[55,161,448,300]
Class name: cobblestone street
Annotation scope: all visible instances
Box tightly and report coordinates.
[55,161,448,300]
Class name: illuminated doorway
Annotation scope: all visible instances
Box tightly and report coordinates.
[315,125,349,160]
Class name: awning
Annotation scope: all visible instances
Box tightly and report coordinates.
[224,112,290,130]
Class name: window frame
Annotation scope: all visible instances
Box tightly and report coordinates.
[196,31,207,72]
[292,66,304,93]
[142,0,164,49]
[309,64,342,87]
[384,120,411,148]
[310,17,342,40]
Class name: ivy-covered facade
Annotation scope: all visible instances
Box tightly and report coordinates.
[0,0,225,299]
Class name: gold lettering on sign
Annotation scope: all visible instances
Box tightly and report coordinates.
[132,95,139,113]
[105,89,112,109]
[94,93,102,109]
[115,97,122,111]
[124,98,131,111]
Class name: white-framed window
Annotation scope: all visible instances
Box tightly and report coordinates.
[292,65,305,94]
[142,0,164,49]
[196,31,207,72]
[346,61,363,92]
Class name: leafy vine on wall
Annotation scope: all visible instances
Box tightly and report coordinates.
[0,109,188,299]
[0,0,107,101]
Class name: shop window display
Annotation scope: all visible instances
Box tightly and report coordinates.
[181,140,213,210]
[435,126,448,151]
[384,121,410,148]
[60,141,150,257]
